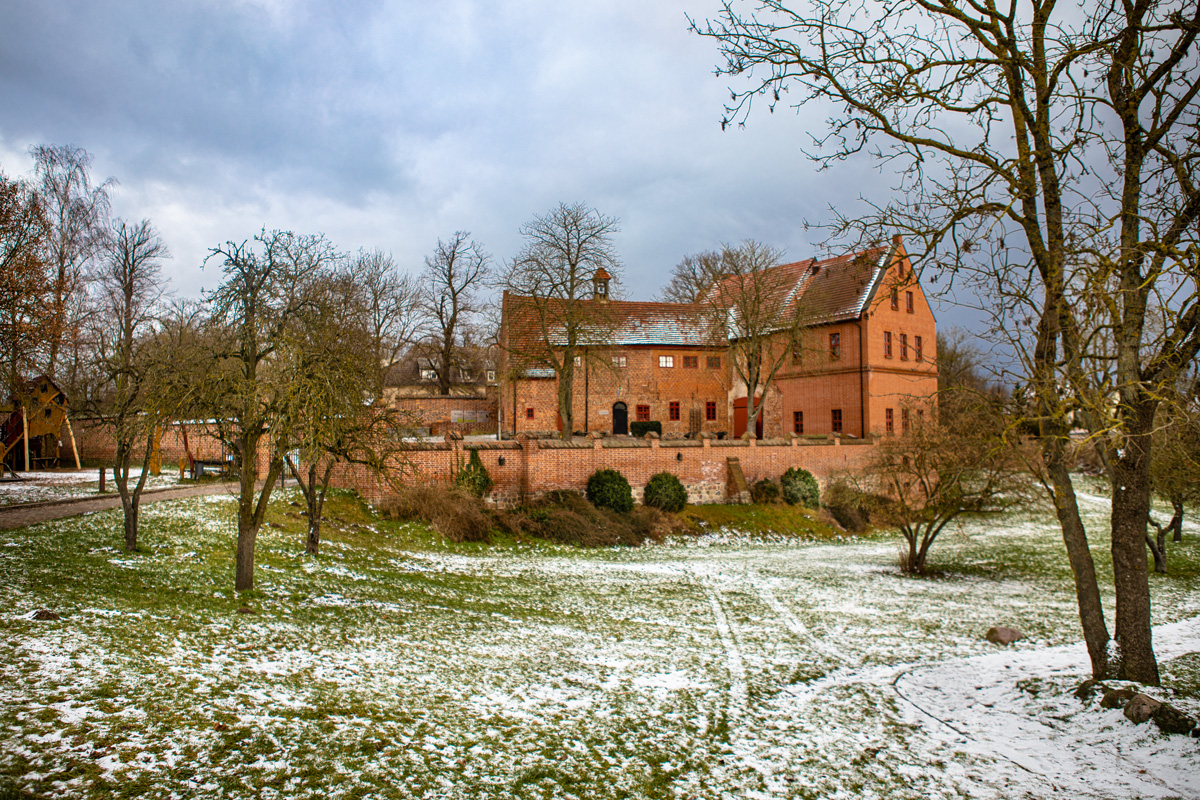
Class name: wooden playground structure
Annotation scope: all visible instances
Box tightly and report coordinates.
[1,375,81,478]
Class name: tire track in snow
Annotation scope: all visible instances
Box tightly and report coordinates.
[747,568,849,666]
[693,567,788,799]
[703,583,748,720]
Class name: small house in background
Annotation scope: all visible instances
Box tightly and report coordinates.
[1,375,81,473]
[382,345,500,436]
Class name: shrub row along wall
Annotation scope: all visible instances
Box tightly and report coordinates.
[329,434,878,507]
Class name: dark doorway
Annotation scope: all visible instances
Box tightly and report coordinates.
[732,397,763,439]
[612,402,628,435]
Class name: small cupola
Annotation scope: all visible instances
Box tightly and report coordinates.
[593,267,611,300]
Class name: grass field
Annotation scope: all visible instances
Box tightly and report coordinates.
[1,484,1198,799]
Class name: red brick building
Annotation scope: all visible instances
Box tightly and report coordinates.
[499,237,937,439]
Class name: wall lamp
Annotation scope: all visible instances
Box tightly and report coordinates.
[676,452,683,462]
[498,456,506,466]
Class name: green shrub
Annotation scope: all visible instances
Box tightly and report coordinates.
[455,448,494,498]
[630,420,662,437]
[643,472,688,512]
[587,469,634,513]
[780,467,820,508]
[751,478,780,504]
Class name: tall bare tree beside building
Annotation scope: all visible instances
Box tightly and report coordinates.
[420,232,489,395]
[700,240,793,438]
[351,248,422,398]
[659,250,723,304]
[30,145,115,382]
[693,0,1200,682]
[499,203,622,440]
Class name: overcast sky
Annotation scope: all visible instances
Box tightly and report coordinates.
[0,0,977,329]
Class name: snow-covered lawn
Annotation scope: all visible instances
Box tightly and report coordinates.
[0,468,183,507]
[0,488,1197,799]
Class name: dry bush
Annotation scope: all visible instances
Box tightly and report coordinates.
[493,491,675,548]
[821,479,873,533]
[387,485,490,543]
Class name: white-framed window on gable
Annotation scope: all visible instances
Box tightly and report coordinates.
[486,370,496,383]
[659,355,674,368]
[420,367,436,381]
[611,355,627,368]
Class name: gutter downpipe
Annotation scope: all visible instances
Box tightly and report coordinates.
[856,318,866,438]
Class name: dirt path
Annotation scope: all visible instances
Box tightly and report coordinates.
[0,483,239,530]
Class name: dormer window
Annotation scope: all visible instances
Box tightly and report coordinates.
[593,267,611,299]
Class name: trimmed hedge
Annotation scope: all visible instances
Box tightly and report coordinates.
[643,472,688,513]
[781,467,819,508]
[586,468,634,513]
[630,420,662,437]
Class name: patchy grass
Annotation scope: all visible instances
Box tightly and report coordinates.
[0,485,1197,799]
[680,501,845,539]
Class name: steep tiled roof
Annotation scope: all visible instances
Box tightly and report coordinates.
[603,301,711,346]
[501,294,715,351]
[706,244,892,329]
[501,242,897,353]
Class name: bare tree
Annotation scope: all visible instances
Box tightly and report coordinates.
[0,173,51,403]
[351,248,422,398]
[865,399,1026,574]
[659,250,722,304]
[499,202,622,439]
[1147,380,1200,571]
[30,145,115,381]
[279,268,411,555]
[701,240,792,438]
[419,232,489,396]
[692,0,1200,684]
[88,219,169,552]
[202,230,339,592]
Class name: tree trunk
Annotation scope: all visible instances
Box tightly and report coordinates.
[557,358,574,441]
[306,461,322,555]
[235,514,258,592]
[1110,408,1160,684]
[114,444,137,553]
[1145,527,1167,575]
[902,530,919,574]
[235,437,259,592]
[122,496,139,553]
[1170,498,1184,543]
[1044,443,1111,679]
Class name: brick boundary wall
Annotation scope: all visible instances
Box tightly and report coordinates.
[69,419,879,508]
[67,419,237,471]
[329,433,879,508]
